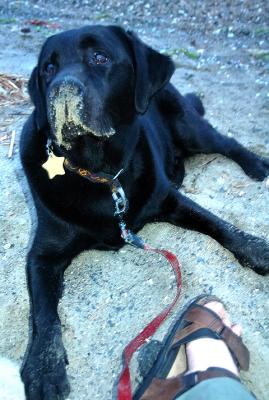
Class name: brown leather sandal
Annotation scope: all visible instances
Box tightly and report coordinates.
[134,294,250,400]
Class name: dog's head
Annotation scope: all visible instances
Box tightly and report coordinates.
[29,25,174,150]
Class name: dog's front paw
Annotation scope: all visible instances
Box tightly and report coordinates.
[234,234,269,275]
[245,156,269,181]
[21,334,70,400]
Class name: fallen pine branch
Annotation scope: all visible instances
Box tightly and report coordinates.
[0,73,28,105]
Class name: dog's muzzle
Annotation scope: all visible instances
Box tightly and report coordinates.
[47,78,115,149]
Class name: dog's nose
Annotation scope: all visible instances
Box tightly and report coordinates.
[47,77,85,123]
[48,76,84,100]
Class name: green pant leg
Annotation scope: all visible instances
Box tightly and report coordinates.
[176,377,256,400]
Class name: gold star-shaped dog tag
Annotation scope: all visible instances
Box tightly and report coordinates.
[42,151,65,179]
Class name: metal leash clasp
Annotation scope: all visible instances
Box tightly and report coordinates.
[119,220,145,249]
[112,186,129,216]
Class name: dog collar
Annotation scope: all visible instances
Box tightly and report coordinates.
[63,158,128,215]
[42,138,124,190]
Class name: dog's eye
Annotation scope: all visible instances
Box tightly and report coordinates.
[44,63,56,77]
[88,52,110,65]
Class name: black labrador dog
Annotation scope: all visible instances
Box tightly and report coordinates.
[20,25,269,399]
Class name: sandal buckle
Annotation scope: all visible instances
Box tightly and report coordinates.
[183,371,199,389]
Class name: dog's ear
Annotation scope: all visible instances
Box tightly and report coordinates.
[127,31,175,114]
[28,66,47,130]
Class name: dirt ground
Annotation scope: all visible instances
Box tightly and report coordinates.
[0,1,269,399]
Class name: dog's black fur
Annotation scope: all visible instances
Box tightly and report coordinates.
[20,25,269,399]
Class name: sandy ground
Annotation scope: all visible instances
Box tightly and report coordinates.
[0,1,269,399]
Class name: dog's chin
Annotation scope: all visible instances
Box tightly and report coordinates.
[54,133,113,173]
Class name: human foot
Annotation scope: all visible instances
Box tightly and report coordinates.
[134,295,250,400]
[186,301,242,376]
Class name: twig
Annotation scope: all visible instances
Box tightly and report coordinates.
[247,49,269,57]
[173,60,210,71]
[8,130,16,158]
[201,156,218,167]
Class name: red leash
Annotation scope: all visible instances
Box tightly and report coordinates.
[117,245,182,400]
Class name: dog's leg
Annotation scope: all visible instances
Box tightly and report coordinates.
[175,99,269,181]
[161,188,269,274]
[21,216,84,400]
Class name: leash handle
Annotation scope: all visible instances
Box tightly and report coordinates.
[117,244,182,400]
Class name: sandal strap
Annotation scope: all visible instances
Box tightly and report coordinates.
[140,367,239,400]
[221,326,249,370]
[171,305,249,370]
